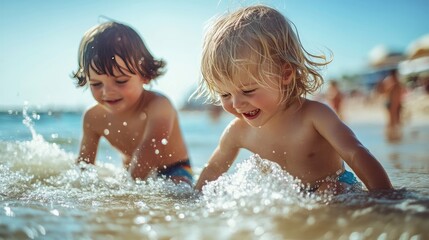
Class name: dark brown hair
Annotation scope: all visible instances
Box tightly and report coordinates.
[73,21,165,87]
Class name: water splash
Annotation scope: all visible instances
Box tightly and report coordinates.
[21,102,42,142]
[1,105,75,180]
[200,155,324,215]
[1,107,428,239]
[1,105,195,204]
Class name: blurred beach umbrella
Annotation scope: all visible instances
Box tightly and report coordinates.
[399,34,429,75]
[368,44,405,69]
[407,34,429,59]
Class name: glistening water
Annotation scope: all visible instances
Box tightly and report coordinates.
[0,107,428,239]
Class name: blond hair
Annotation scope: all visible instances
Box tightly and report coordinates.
[197,5,330,106]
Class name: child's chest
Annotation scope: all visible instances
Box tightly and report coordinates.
[242,118,324,168]
[96,117,147,156]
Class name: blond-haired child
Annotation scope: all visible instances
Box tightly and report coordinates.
[195,5,392,193]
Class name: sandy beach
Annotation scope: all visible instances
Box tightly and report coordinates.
[341,90,429,126]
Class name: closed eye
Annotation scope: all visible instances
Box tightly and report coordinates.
[219,93,230,98]
[242,89,256,95]
[90,82,102,87]
[116,80,128,85]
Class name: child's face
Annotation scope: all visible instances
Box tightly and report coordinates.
[88,56,146,114]
[217,69,284,127]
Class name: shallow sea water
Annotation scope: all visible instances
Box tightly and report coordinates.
[0,107,428,239]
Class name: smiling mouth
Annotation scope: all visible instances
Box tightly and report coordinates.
[242,109,260,119]
[104,99,122,105]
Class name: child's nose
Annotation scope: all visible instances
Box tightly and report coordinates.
[232,95,245,109]
[102,84,114,96]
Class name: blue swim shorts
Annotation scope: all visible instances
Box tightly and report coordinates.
[337,169,359,185]
[157,159,194,185]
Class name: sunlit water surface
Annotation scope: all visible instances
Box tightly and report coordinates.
[0,107,428,239]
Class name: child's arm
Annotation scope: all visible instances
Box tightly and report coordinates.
[311,102,393,191]
[128,97,179,180]
[77,110,101,165]
[195,122,240,191]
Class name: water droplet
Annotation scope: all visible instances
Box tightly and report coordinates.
[104,129,110,135]
[32,113,40,120]
[227,218,235,227]
[155,149,159,155]
[139,112,147,120]
[134,216,148,224]
[272,150,276,154]
[123,121,127,126]
[306,216,316,225]
[108,122,111,126]
[161,138,168,145]
[152,138,155,142]
[254,226,265,236]
[4,207,14,217]
[50,209,60,216]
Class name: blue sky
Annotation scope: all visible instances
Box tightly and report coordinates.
[1,0,428,110]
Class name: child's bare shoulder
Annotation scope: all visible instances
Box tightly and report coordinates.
[81,105,108,133]
[144,91,173,107]
[228,118,250,132]
[221,118,251,144]
[301,99,334,115]
[144,91,177,118]
[300,99,339,124]
[82,104,106,121]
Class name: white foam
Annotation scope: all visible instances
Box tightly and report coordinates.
[200,154,322,214]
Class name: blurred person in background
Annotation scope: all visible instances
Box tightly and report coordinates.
[377,69,406,142]
[326,80,344,119]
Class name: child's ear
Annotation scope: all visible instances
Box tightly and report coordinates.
[282,63,294,85]
[140,76,150,84]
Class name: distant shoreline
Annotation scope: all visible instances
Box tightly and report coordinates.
[0,108,86,115]
[1,92,428,125]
